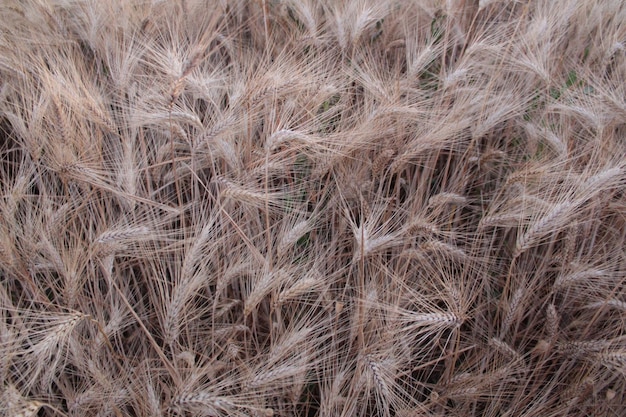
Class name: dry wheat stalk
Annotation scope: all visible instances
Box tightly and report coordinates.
[244,267,288,317]
[276,276,320,305]
[428,192,468,207]
[479,212,525,228]
[545,303,559,343]
[420,240,468,262]
[581,166,625,194]
[50,95,72,144]
[25,313,84,357]
[403,216,441,236]
[553,267,608,290]
[277,219,312,254]
[1,1,625,415]
[353,225,396,259]
[248,363,304,389]
[172,392,238,415]
[95,226,152,246]
[372,148,396,176]
[163,286,190,346]
[265,129,315,151]
[401,311,464,331]
[596,350,626,373]
[516,201,575,255]
[586,299,626,312]
[218,177,286,210]
[362,354,393,399]
[94,303,129,350]
[489,337,523,362]
[500,287,524,339]
[557,340,610,357]
[266,326,316,365]
[1,385,41,417]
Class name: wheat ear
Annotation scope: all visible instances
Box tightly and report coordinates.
[516,201,575,255]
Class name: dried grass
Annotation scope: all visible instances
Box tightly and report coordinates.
[1,0,625,416]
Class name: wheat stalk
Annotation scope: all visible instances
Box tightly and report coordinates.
[400,311,464,331]
[403,216,441,236]
[218,177,287,210]
[489,337,523,362]
[545,303,559,343]
[553,267,608,290]
[2,0,625,415]
[586,299,626,312]
[516,201,575,255]
[172,392,238,415]
[95,226,152,246]
[557,340,610,357]
[244,267,288,317]
[372,148,396,176]
[277,219,312,254]
[353,225,396,259]
[420,240,468,262]
[500,287,524,339]
[265,128,316,151]
[363,354,392,397]
[428,192,468,207]
[276,276,321,305]
[247,364,304,389]
[597,350,626,374]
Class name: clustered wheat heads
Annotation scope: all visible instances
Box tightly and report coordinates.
[1,0,625,416]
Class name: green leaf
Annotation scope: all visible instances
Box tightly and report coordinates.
[565,70,578,88]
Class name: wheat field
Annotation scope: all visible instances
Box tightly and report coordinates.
[1,0,625,416]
